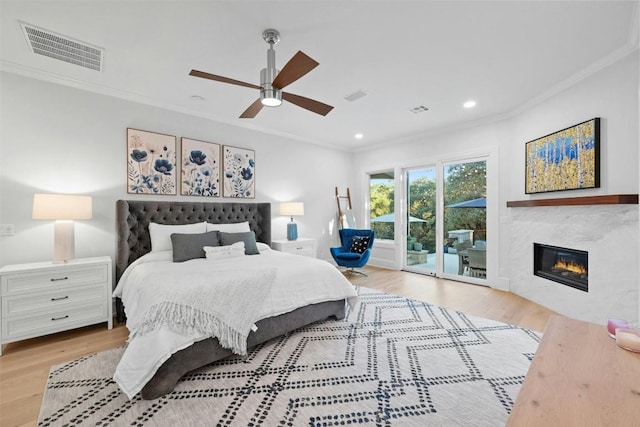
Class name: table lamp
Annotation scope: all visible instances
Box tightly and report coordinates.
[279,202,304,241]
[32,193,93,263]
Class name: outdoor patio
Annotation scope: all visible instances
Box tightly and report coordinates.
[408,252,471,276]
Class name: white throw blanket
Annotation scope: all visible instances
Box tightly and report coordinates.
[125,268,276,356]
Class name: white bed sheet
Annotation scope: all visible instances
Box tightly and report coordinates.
[113,247,357,399]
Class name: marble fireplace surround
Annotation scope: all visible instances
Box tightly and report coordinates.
[507,195,639,325]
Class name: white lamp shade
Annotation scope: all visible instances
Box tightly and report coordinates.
[32,194,92,262]
[32,194,92,220]
[279,202,304,216]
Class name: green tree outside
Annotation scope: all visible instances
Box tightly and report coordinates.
[443,161,486,243]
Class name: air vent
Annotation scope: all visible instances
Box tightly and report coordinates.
[344,90,368,102]
[409,105,430,114]
[21,22,103,72]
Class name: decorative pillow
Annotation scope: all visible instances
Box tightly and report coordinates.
[349,235,371,254]
[206,221,251,233]
[170,231,220,262]
[219,231,260,255]
[203,242,245,260]
[149,222,206,252]
[256,242,271,252]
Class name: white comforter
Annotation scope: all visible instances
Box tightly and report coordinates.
[112,246,357,399]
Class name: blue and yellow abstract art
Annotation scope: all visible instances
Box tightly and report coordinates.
[525,118,600,194]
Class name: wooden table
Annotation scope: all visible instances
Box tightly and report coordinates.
[508,315,640,426]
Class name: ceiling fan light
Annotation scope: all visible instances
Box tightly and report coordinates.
[261,96,282,107]
[260,87,282,107]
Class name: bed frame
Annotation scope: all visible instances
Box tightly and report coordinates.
[115,200,346,399]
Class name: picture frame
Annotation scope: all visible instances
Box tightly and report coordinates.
[127,128,177,195]
[181,137,221,197]
[525,118,600,194]
[222,145,255,198]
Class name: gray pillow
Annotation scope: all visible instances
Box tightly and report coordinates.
[171,231,220,262]
[219,231,260,255]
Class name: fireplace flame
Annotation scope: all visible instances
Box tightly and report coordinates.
[554,258,587,275]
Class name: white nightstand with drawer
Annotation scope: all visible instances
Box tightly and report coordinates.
[271,238,316,258]
[0,256,112,355]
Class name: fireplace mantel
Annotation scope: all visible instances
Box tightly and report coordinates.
[506,194,638,208]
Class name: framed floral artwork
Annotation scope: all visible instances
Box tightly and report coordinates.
[127,128,177,194]
[181,138,220,197]
[223,145,255,198]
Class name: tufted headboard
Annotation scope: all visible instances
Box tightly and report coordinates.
[115,200,271,283]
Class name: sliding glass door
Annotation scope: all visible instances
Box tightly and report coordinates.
[442,159,487,281]
[403,158,487,284]
[404,167,437,275]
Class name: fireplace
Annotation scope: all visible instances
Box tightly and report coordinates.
[533,243,588,292]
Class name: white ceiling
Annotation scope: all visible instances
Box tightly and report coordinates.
[1,1,638,151]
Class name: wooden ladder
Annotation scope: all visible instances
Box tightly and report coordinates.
[335,187,353,229]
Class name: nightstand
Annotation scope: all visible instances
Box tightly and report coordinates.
[0,256,112,356]
[271,238,316,258]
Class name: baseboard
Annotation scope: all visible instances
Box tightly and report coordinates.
[494,276,510,291]
[368,257,398,270]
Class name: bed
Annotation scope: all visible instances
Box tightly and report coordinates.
[113,200,357,400]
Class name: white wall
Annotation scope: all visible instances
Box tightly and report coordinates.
[506,52,639,199]
[0,72,353,268]
[503,51,639,324]
[351,50,639,323]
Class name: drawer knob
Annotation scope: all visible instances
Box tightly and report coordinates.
[51,295,69,301]
[50,277,69,282]
[51,315,70,321]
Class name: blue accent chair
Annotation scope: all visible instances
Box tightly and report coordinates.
[330,228,375,276]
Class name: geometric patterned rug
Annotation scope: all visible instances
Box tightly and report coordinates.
[38,287,541,426]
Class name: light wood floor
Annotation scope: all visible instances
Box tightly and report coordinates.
[0,267,555,427]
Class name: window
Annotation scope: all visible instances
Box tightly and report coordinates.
[369,171,395,240]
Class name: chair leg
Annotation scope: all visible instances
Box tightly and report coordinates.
[346,268,368,277]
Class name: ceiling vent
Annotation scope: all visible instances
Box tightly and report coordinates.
[344,90,368,102]
[20,22,103,72]
[409,105,430,114]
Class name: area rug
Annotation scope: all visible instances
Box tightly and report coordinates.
[38,287,541,426]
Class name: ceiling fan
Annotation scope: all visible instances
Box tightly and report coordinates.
[189,29,333,119]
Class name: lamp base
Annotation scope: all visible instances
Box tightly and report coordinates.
[287,222,298,241]
[53,220,75,263]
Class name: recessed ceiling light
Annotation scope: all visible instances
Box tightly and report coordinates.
[354,133,364,140]
[463,100,477,109]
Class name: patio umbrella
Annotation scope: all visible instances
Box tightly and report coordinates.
[446,197,486,208]
[371,213,427,222]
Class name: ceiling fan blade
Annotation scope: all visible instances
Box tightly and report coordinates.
[189,69,260,90]
[271,51,319,89]
[239,98,264,118]
[282,92,333,116]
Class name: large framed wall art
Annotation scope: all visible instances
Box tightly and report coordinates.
[222,145,255,198]
[127,128,177,195]
[181,137,220,197]
[525,118,600,194]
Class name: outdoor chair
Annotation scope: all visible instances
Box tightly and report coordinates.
[453,240,473,274]
[467,248,487,278]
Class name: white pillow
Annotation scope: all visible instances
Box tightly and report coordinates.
[256,242,271,252]
[148,222,206,252]
[204,242,245,260]
[206,221,250,233]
